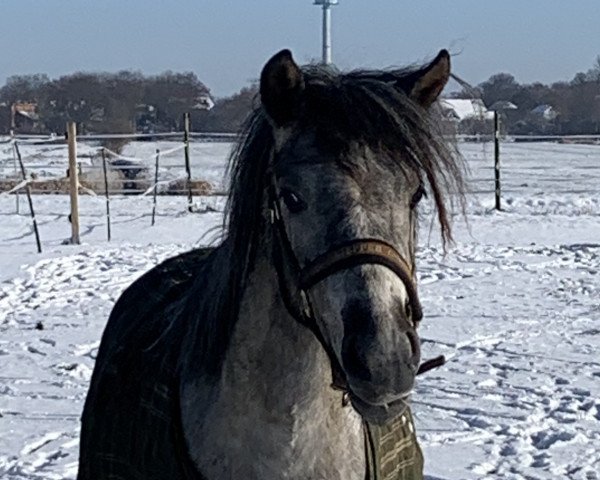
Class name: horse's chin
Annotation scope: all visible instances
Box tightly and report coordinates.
[348,392,410,425]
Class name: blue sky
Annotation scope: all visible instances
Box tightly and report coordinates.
[2,1,599,97]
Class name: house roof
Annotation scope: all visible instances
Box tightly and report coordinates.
[531,104,557,120]
[489,100,518,111]
[441,99,494,121]
[531,104,553,114]
[15,109,38,120]
[14,104,39,121]
[192,94,214,110]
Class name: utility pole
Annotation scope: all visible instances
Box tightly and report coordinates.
[313,0,339,65]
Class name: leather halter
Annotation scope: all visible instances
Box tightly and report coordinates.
[267,171,424,391]
[300,239,423,324]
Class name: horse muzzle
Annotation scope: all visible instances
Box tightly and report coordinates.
[341,307,420,423]
[298,240,422,422]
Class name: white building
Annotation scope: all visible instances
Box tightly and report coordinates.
[441,98,494,121]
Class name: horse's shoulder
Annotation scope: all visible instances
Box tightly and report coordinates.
[94,246,218,370]
[81,247,217,480]
[118,246,216,314]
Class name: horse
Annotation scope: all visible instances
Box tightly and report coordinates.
[77,49,465,480]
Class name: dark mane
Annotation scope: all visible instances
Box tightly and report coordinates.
[184,62,466,376]
[228,64,466,255]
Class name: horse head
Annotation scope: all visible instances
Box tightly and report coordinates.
[255,49,458,424]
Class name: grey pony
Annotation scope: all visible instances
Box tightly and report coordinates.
[77,49,464,479]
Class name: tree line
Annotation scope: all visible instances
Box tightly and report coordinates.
[2,57,600,136]
[451,56,600,135]
[0,71,213,134]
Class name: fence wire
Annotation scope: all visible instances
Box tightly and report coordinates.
[1,134,599,251]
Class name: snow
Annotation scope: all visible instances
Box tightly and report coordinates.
[441,99,494,121]
[1,141,599,479]
[0,139,232,191]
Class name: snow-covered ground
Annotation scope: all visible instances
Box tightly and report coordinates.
[0,138,232,194]
[1,142,599,479]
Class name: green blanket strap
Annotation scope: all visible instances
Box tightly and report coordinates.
[364,406,424,480]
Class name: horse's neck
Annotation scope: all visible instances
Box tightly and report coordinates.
[181,245,365,480]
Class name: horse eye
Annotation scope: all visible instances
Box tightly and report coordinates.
[280,189,306,214]
[410,185,427,209]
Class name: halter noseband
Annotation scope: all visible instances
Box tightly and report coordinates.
[299,239,423,324]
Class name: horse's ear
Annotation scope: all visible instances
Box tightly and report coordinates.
[260,49,305,126]
[396,50,450,108]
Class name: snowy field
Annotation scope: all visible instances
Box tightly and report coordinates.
[0,138,232,195]
[1,141,599,479]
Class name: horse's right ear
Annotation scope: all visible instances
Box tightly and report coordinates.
[260,49,305,126]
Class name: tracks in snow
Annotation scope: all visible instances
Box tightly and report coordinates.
[414,242,600,479]
[0,238,598,478]
[0,245,187,479]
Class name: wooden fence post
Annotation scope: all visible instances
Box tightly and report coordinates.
[494,111,501,211]
[67,122,80,244]
[101,148,111,241]
[183,113,193,212]
[14,142,42,253]
[151,149,160,226]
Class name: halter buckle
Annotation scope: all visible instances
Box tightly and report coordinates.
[269,201,281,225]
[300,290,312,319]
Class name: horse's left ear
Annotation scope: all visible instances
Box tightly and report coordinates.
[396,49,450,108]
[260,49,305,126]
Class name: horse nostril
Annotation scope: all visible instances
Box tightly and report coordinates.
[342,335,372,383]
[405,329,420,367]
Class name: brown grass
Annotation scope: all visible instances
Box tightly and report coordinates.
[0,177,213,195]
